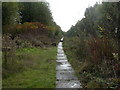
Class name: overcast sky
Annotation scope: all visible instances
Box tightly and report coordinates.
[46,0,102,32]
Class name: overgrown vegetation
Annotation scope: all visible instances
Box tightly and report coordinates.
[2,1,62,88]
[64,2,120,88]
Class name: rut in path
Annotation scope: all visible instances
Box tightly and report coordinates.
[56,38,82,88]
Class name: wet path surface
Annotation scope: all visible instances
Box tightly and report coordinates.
[56,38,82,88]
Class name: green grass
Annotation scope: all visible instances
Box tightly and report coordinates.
[3,47,57,88]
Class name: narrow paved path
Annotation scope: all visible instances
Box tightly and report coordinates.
[56,38,82,88]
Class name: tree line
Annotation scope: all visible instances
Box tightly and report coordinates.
[2,2,62,37]
[65,2,120,88]
[3,2,53,25]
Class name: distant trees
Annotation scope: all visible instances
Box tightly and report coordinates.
[21,2,54,25]
[2,2,54,26]
[2,2,20,25]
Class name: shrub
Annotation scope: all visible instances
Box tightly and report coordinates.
[3,22,47,36]
[2,34,17,67]
[64,36,119,88]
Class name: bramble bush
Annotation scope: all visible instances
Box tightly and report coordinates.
[64,36,119,88]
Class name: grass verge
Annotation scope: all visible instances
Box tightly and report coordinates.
[3,47,56,88]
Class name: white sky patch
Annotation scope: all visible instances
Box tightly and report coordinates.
[46,0,102,32]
